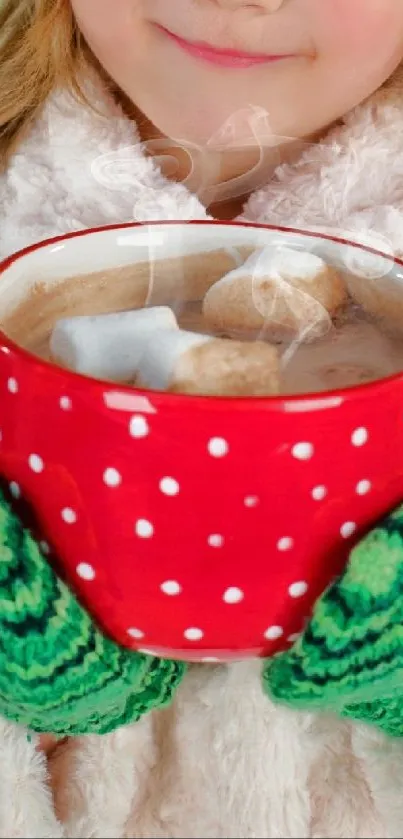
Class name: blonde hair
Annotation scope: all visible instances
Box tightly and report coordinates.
[0,0,86,165]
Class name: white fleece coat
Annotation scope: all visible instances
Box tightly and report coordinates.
[2,66,403,839]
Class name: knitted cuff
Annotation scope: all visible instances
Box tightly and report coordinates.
[263,505,403,737]
[0,488,186,736]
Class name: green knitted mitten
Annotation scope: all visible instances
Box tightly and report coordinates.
[0,488,185,736]
[263,504,403,737]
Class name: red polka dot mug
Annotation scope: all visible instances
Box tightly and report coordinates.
[0,221,402,662]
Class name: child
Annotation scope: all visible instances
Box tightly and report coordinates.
[1,0,403,836]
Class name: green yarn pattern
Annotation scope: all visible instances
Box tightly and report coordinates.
[263,505,403,737]
[0,489,185,736]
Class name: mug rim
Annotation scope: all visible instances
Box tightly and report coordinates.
[0,218,402,411]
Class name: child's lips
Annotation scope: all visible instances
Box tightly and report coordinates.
[156,25,296,69]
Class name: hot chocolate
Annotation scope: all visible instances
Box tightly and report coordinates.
[2,244,403,397]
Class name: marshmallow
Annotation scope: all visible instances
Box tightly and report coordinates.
[50,307,178,382]
[203,246,347,342]
[136,329,279,396]
[345,271,403,337]
[145,246,257,305]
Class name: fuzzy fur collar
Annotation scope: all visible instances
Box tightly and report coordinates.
[2,67,403,260]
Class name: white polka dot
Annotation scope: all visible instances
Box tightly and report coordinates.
[340,521,357,539]
[287,632,301,644]
[201,657,220,663]
[356,479,371,496]
[184,627,204,641]
[244,495,259,507]
[9,481,21,499]
[159,477,180,496]
[28,454,44,474]
[127,627,145,640]
[289,581,308,598]
[351,427,368,447]
[39,540,50,555]
[60,396,72,411]
[208,437,229,458]
[103,467,122,487]
[208,534,224,548]
[160,580,182,596]
[277,537,294,552]
[129,415,149,438]
[76,562,96,581]
[61,507,77,524]
[135,519,154,538]
[312,485,327,501]
[7,377,18,394]
[292,442,314,461]
[1,346,10,355]
[223,587,244,604]
[264,625,284,640]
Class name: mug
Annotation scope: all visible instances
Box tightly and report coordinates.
[0,221,401,661]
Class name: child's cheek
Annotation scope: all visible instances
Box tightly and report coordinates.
[313,0,403,59]
[71,0,145,58]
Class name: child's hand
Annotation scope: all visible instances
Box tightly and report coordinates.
[264,504,403,737]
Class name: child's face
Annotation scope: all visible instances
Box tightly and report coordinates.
[72,0,403,146]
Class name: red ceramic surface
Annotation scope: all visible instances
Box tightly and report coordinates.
[0,221,402,662]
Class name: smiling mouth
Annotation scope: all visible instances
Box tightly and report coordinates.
[156,25,297,69]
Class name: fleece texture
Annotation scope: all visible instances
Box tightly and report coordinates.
[2,64,403,838]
